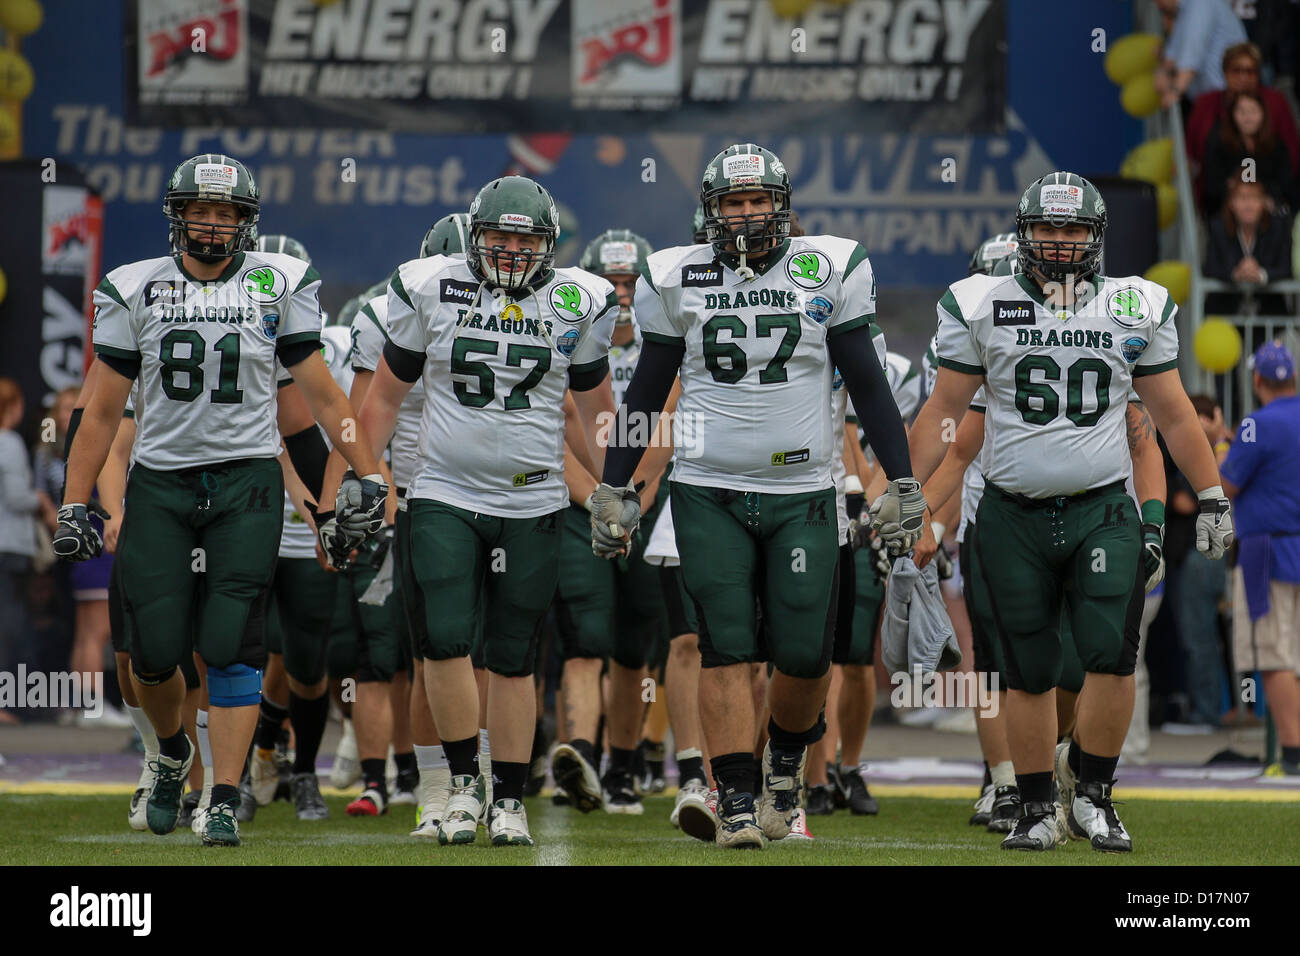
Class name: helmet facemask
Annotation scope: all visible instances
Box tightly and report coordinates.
[703,186,791,259]
[468,224,556,293]
[167,199,258,264]
[1016,218,1104,286]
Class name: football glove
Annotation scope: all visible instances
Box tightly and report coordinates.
[317,510,358,570]
[934,544,954,581]
[336,470,388,538]
[590,482,641,558]
[868,478,927,555]
[1195,486,1234,560]
[54,504,104,562]
[1141,521,1166,593]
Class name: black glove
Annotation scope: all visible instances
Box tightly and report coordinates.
[1142,522,1165,593]
[317,510,358,570]
[336,470,389,538]
[934,544,954,581]
[846,492,865,522]
[54,504,104,562]
[355,525,394,570]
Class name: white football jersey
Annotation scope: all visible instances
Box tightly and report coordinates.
[637,236,878,494]
[935,271,1178,498]
[386,256,617,517]
[93,250,323,470]
[351,291,426,491]
[279,325,355,559]
[608,337,641,409]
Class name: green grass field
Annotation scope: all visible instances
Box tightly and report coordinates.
[3,792,1297,865]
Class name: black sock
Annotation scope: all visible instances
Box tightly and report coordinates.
[609,746,636,775]
[255,699,289,751]
[711,752,756,803]
[768,715,825,751]
[1068,738,1081,777]
[360,757,387,795]
[1282,746,1300,765]
[530,719,547,761]
[1078,748,1119,785]
[394,750,416,776]
[1016,770,1053,805]
[493,760,528,802]
[982,762,992,789]
[678,755,705,785]
[571,738,597,769]
[443,735,480,778]
[288,692,329,774]
[211,783,239,807]
[158,729,190,761]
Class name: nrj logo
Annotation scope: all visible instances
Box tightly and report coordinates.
[889,667,1000,718]
[0,666,104,717]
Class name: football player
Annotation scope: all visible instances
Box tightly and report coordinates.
[591,144,922,848]
[346,177,619,847]
[909,172,1232,852]
[57,155,387,846]
[549,229,673,816]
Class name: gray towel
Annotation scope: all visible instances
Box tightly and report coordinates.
[882,556,962,677]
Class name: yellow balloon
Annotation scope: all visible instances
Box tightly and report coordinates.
[1156,182,1179,230]
[1121,74,1161,118]
[770,0,815,18]
[1121,137,1175,185]
[0,265,6,306]
[0,49,34,102]
[1144,260,1191,306]
[1104,33,1161,86]
[0,0,42,37]
[0,107,18,153]
[1194,318,1242,373]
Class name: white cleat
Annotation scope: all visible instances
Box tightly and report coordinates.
[190,784,213,835]
[671,778,712,829]
[488,798,535,846]
[410,767,451,838]
[757,742,806,841]
[250,748,279,806]
[330,719,361,789]
[129,755,158,832]
[437,775,486,845]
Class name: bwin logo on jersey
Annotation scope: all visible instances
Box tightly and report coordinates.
[556,329,580,356]
[261,313,279,341]
[681,264,722,287]
[440,279,479,304]
[1121,336,1149,363]
[805,295,833,324]
[241,266,287,305]
[993,301,1035,326]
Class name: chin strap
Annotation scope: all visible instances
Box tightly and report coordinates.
[734,233,755,281]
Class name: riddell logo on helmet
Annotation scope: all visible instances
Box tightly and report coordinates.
[498,213,534,228]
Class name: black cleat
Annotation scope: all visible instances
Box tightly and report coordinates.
[1069,780,1132,853]
[805,784,836,816]
[841,766,879,815]
[987,785,1021,833]
[1000,800,1060,851]
[177,789,201,829]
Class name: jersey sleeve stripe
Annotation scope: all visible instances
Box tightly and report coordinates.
[278,330,321,348]
[641,330,684,347]
[938,289,967,328]
[827,313,873,337]
[901,364,920,384]
[968,403,986,413]
[937,356,985,375]
[639,261,657,294]
[390,270,415,311]
[842,242,871,280]
[96,276,129,310]
[294,265,321,293]
[1158,294,1177,327]
[359,304,390,342]
[1134,358,1179,376]
[568,357,610,392]
[95,342,141,361]
[845,414,860,425]
[383,340,425,383]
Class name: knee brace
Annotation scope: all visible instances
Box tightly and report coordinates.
[133,666,178,687]
[208,662,263,707]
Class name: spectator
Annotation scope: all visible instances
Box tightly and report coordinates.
[1165,395,1232,729]
[31,386,79,519]
[1186,42,1300,183]
[1220,342,1300,776]
[0,378,52,724]
[1201,91,1300,216]
[1156,0,1249,106]
[1205,178,1294,316]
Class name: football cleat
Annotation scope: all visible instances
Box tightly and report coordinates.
[146,738,195,835]
[1263,760,1300,777]
[757,741,805,840]
[250,747,280,806]
[291,773,330,821]
[411,766,451,837]
[602,771,644,815]
[488,798,535,847]
[272,729,294,802]
[805,783,836,816]
[390,768,419,807]
[986,785,1021,833]
[969,782,995,826]
[438,775,486,845]
[201,800,241,847]
[1054,740,1077,811]
[236,772,258,823]
[128,756,158,832]
[1000,801,1060,851]
[787,807,815,841]
[550,743,603,813]
[640,740,667,793]
[189,786,212,835]
[671,778,712,829]
[551,785,571,807]
[716,792,766,850]
[330,719,362,789]
[841,765,879,815]
[346,786,387,817]
[177,789,200,829]
[678,787,720,842]
[1069,780,1132,853]
[828,762,848,810]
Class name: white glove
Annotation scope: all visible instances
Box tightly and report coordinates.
[590,482,641,558]
[868,478,927,555]
[1195,485,1233,560]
